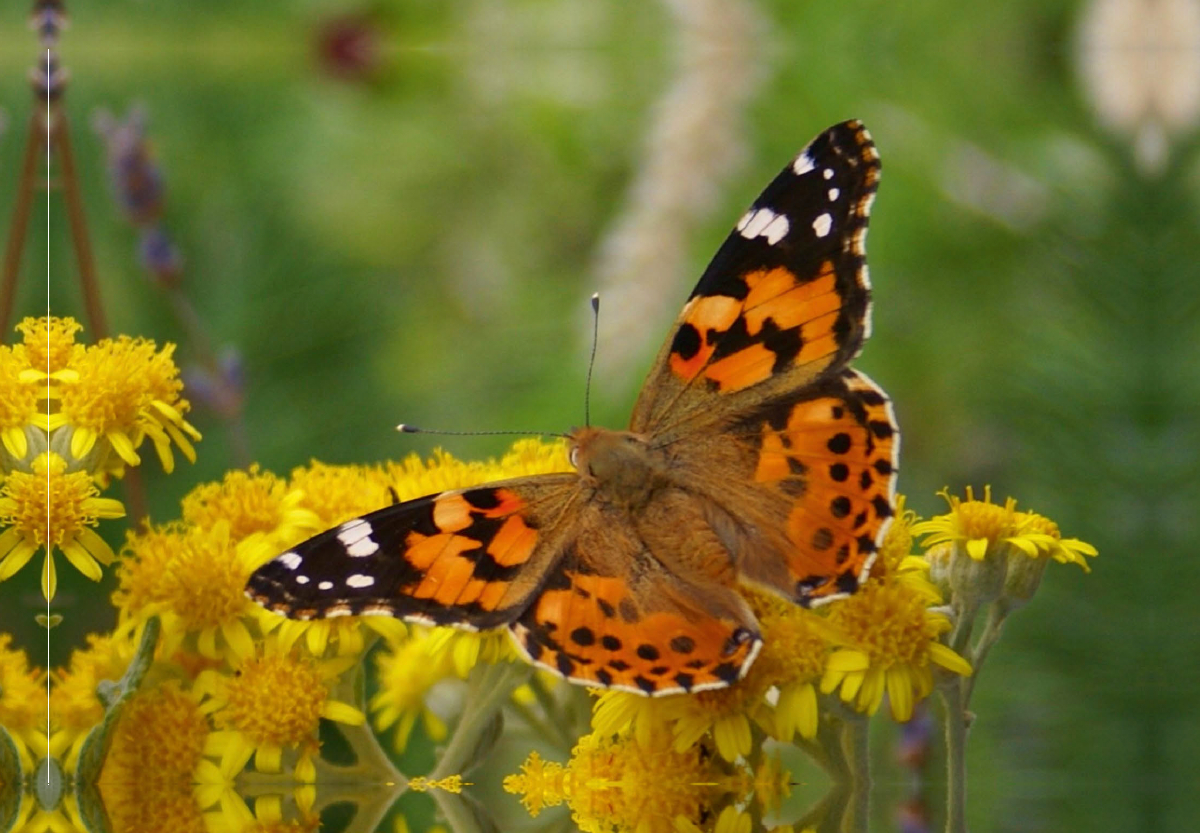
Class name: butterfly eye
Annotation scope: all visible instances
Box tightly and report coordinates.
[569,446,579,468]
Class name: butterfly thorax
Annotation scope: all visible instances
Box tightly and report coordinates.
[570,427,669,511]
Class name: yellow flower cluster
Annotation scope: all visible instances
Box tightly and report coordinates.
[0,316,198,599]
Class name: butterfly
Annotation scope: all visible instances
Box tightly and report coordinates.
[246,120,899,697]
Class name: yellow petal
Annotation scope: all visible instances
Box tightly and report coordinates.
[42,548,57,600]
[839,669,864,702]
[966,538,989,560]
[60,539,103,581]
[221,619,256,662]
[88,498,126,520]
[197,626,220,660]
[70,426,97,459]
[0,537,38,580]
[321,699,366,726]
[1,428,27,459]
[305,623,330,656]
[254,795,284,824]
[164,422,197,462]
[886,666,914,722]
[825,648,870,672]
[929,642,973,676]
[255,743,282,774]
[860,666,886,715]
[106,430,141,466]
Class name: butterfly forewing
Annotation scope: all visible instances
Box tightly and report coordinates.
[631,120,880,436]
[247,476,577,628]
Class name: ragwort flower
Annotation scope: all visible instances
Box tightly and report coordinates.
[0,451,124,599]
[199,636,364,776]
[821,577,971,722]
[57,332,201,475]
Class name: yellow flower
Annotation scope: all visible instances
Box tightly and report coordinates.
[113,520,259,662]
[182,465,321,549]
[13,316,82,381]
[912,487,1098,608]
[97,681,211,833]
[287,460,394,530]
[1010,510,1098,571]
[912,486,1023,562]
[505,729,720,833]
[57,332,201,474]
[0,344,39,461]
[382,439,571,506]
[0,634,46,768]
[744,592,830,743]
[199,636,364,775]
[820,579,971,721]
[593,675,763,763]
[369,630,454,752]
[195,756,321,833]
[0,451,124,599]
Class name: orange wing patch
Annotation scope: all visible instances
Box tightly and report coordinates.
[747,369,899,604]
[669,263,848,395]
[510,566,761,696]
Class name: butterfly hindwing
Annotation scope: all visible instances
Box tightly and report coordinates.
[733,368,899,603]
[508,502,762,696]
[631,120,880,435]
[247,475,578,629]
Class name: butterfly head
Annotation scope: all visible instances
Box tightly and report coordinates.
[569,426,662,507]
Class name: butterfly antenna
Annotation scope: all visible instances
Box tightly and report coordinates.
[585,292,600,427]
[397,425,569,440]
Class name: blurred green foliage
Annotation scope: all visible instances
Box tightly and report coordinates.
[1,0,1196,830]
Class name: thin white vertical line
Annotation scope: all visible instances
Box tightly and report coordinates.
[45,48,52,780]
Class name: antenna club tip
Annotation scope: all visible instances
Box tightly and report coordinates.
[590,292,600,310]
[396,423,419,433]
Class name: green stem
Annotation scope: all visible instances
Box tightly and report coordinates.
[430,661,530,780]
[841,713,870,832]
[940,684,969,833]
[508,698,573,752]
[963,604,1006,707]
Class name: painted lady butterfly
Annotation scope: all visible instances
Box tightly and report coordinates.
[246,120,899,696]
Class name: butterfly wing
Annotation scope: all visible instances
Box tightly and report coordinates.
[674,368,899,605]
[508,492,762,696]
[628,120,898,605]
[630,120,880,437]
[247,474,763,696]
[246,475,580,629]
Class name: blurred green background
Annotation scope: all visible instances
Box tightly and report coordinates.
[1,0,1197,830]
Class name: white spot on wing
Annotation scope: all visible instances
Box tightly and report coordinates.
[318,581,334,590]
[346,538,379,557]
[741,208,773,238]
[346,574,375,589]
[295,575,310,584]
[828,188,840,202]
[793,152,815,175]
[278,552,301,570]
[813,213,833,238]
[337,519,372,545]
[738,208,789,246]
[823,168,834,180]
[762,214,790,244]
